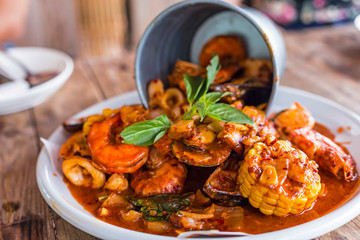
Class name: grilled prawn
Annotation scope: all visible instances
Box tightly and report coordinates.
[274,102,357,181]
[290,129,356,181]
[130,148,187,197]
[87,106,149,173]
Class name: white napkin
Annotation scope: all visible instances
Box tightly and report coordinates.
[40,137,63,173]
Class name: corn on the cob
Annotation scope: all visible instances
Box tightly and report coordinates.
[237,140,322,216]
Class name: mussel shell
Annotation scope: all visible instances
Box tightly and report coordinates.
[202,155,245,206]
[62,117,86,132]
[210,81,271,106]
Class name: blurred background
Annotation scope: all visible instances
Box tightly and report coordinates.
[2,0,360,58]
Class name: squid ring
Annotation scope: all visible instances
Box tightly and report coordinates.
[62,156,106,188]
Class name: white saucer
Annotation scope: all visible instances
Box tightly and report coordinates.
[0,47,74,115]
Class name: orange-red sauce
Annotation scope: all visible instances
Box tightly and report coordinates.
[65,123,360,236]
[66,170,360,235]
[314,123,335,140]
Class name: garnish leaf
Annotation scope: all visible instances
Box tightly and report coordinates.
[205,92,232,103]
[184,55,220,106]
[195,100,207,121]
[184,74,205,104]
[206,103,256,127]
[205,55,220,91]
[120,114,171,146]
[121,55,255,147]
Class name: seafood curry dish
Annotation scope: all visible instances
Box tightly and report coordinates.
[59,36,359,236]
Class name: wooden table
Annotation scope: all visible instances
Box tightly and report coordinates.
[1,24,360,240]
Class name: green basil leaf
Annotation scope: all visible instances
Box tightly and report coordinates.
[195,100,207,121]
[205,55,220,91]
[205,92,232,103]
[206,103,256,127]
[120,114,171,146]
[184,74,205,104]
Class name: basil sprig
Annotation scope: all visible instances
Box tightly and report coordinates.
[183,56,255,127]
[121,55,255,146]
[120,114,170,146]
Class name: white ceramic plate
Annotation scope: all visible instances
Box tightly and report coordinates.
[0,47,74,115]
[36,86,360,240]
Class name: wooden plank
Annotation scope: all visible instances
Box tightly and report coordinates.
[84,52,137,98]
[29,60,104,239]
[282,24,360,114]
[284,25,360,81]
[0,109,55,240]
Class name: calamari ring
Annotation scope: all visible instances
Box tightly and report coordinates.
[62,156,106,188]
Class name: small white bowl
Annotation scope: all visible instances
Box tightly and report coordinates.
[0,47,74,115]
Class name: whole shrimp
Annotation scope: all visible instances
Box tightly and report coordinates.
[131,147,187,197]
[87,106,149,173]
[273,102,357,181]
[290,129,356,181]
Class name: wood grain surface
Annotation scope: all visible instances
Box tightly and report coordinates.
[1,24,360,239]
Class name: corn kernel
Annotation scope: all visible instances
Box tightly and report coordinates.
[246,172,256,185]
[263,196,277,205]
[294,196,307,205]
[261,201,276,211]
[267,190,279,200]
[274,209,288,217]
[249,172,257,180]
[237,175,244,185]
[275,206,291,214]
[251,188,262,199]
[277,200,290,209]
[243,177,252,189]
[249,197,261,208]
[293,202,306,210]
[259,165,279,187]
[260,207,274,215]
[258,185,269,195]
[243,177,252,190]
[279,194,294,204]
[290,208,303,215]
[249,193,262,204]
[240,185,250,197]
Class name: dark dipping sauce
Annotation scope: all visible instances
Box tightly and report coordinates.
[65,122,360,236]
[27,71,58,86]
